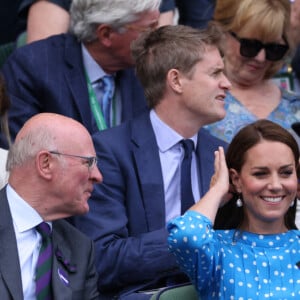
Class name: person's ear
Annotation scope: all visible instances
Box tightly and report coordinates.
[229,168,242,193]
[36,151,53,180]
[95,24,114,46]
[167,69,183,94]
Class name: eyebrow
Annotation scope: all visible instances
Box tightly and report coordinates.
[251,164,295,170]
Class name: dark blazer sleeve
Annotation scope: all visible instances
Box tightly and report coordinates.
[72,120,180,296]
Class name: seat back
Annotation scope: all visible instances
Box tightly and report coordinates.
[150,283,198,300]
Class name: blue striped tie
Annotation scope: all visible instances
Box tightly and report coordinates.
[35,222,53,300]
[101,75,115,128]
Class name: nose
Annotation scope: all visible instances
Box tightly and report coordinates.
[220,73,232,90]
[254,48,266,62]
[267,174,282,191]
[90,165,103,184]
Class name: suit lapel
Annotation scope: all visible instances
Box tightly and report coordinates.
[0,188,23,299]
[51,222,73,299]
[64,35,94,133]
[131,114,166,230]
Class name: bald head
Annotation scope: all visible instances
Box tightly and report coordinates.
[8,113,94,171]
[16,113,90,141]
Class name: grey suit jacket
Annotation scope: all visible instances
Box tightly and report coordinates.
[0,187,100,300]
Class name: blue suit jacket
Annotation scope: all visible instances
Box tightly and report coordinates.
[0,33,147,147]
[0,187,100,300]
[72,112,228,298]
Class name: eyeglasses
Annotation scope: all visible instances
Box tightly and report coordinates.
[230,31,289,61]
[49,151,98,169]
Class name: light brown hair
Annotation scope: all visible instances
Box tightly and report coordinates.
[214,0,291,78]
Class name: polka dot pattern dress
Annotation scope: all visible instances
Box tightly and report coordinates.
[167,211,300,300]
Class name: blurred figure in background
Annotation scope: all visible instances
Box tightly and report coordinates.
[204,0,300,143]
[18,0,172,43]
[0,75,10,188]
[19,0,71,43]
[1,0,161,148]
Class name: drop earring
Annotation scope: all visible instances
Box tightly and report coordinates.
[236,197,243,207]
[290,200,295,207]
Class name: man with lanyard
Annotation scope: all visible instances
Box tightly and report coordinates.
[0,0,161,147]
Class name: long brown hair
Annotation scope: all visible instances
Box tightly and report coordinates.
[214,119,299,230]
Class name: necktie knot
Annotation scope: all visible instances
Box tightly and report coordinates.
[36,222,51,239]
[102,75,115,96]
[181,139,194,157]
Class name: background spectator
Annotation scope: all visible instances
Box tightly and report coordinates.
[0,75,10,188]
[0,0,161,148]
[204,0,300,143]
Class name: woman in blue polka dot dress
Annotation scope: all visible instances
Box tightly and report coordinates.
[168,120,300,299]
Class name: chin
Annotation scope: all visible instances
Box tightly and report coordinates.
[76,203,89,215]
[212,112,226,122]
[81,205,89,215]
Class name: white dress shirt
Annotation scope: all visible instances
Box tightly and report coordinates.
[6,184,51,300]
[150,110,200,223]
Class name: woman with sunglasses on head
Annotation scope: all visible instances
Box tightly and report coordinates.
[205,0,300,143]
[168,119,300,299]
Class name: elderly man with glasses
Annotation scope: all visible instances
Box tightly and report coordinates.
[0,0,161,148]
[0,113,103,300]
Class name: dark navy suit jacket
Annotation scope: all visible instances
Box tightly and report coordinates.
[0,33,147,147]
[72,112,228,298]
[0,187,100,300]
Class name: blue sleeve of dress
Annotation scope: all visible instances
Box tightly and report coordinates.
[167,210,221,291]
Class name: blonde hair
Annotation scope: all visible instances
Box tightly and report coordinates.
[214,0,291,78]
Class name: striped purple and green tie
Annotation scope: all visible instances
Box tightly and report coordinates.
[35,222,53,300]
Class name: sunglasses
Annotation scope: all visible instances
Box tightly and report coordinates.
[230,32,289,61]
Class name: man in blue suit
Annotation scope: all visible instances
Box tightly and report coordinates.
[0,0,161,148]
[72,24,231,299]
